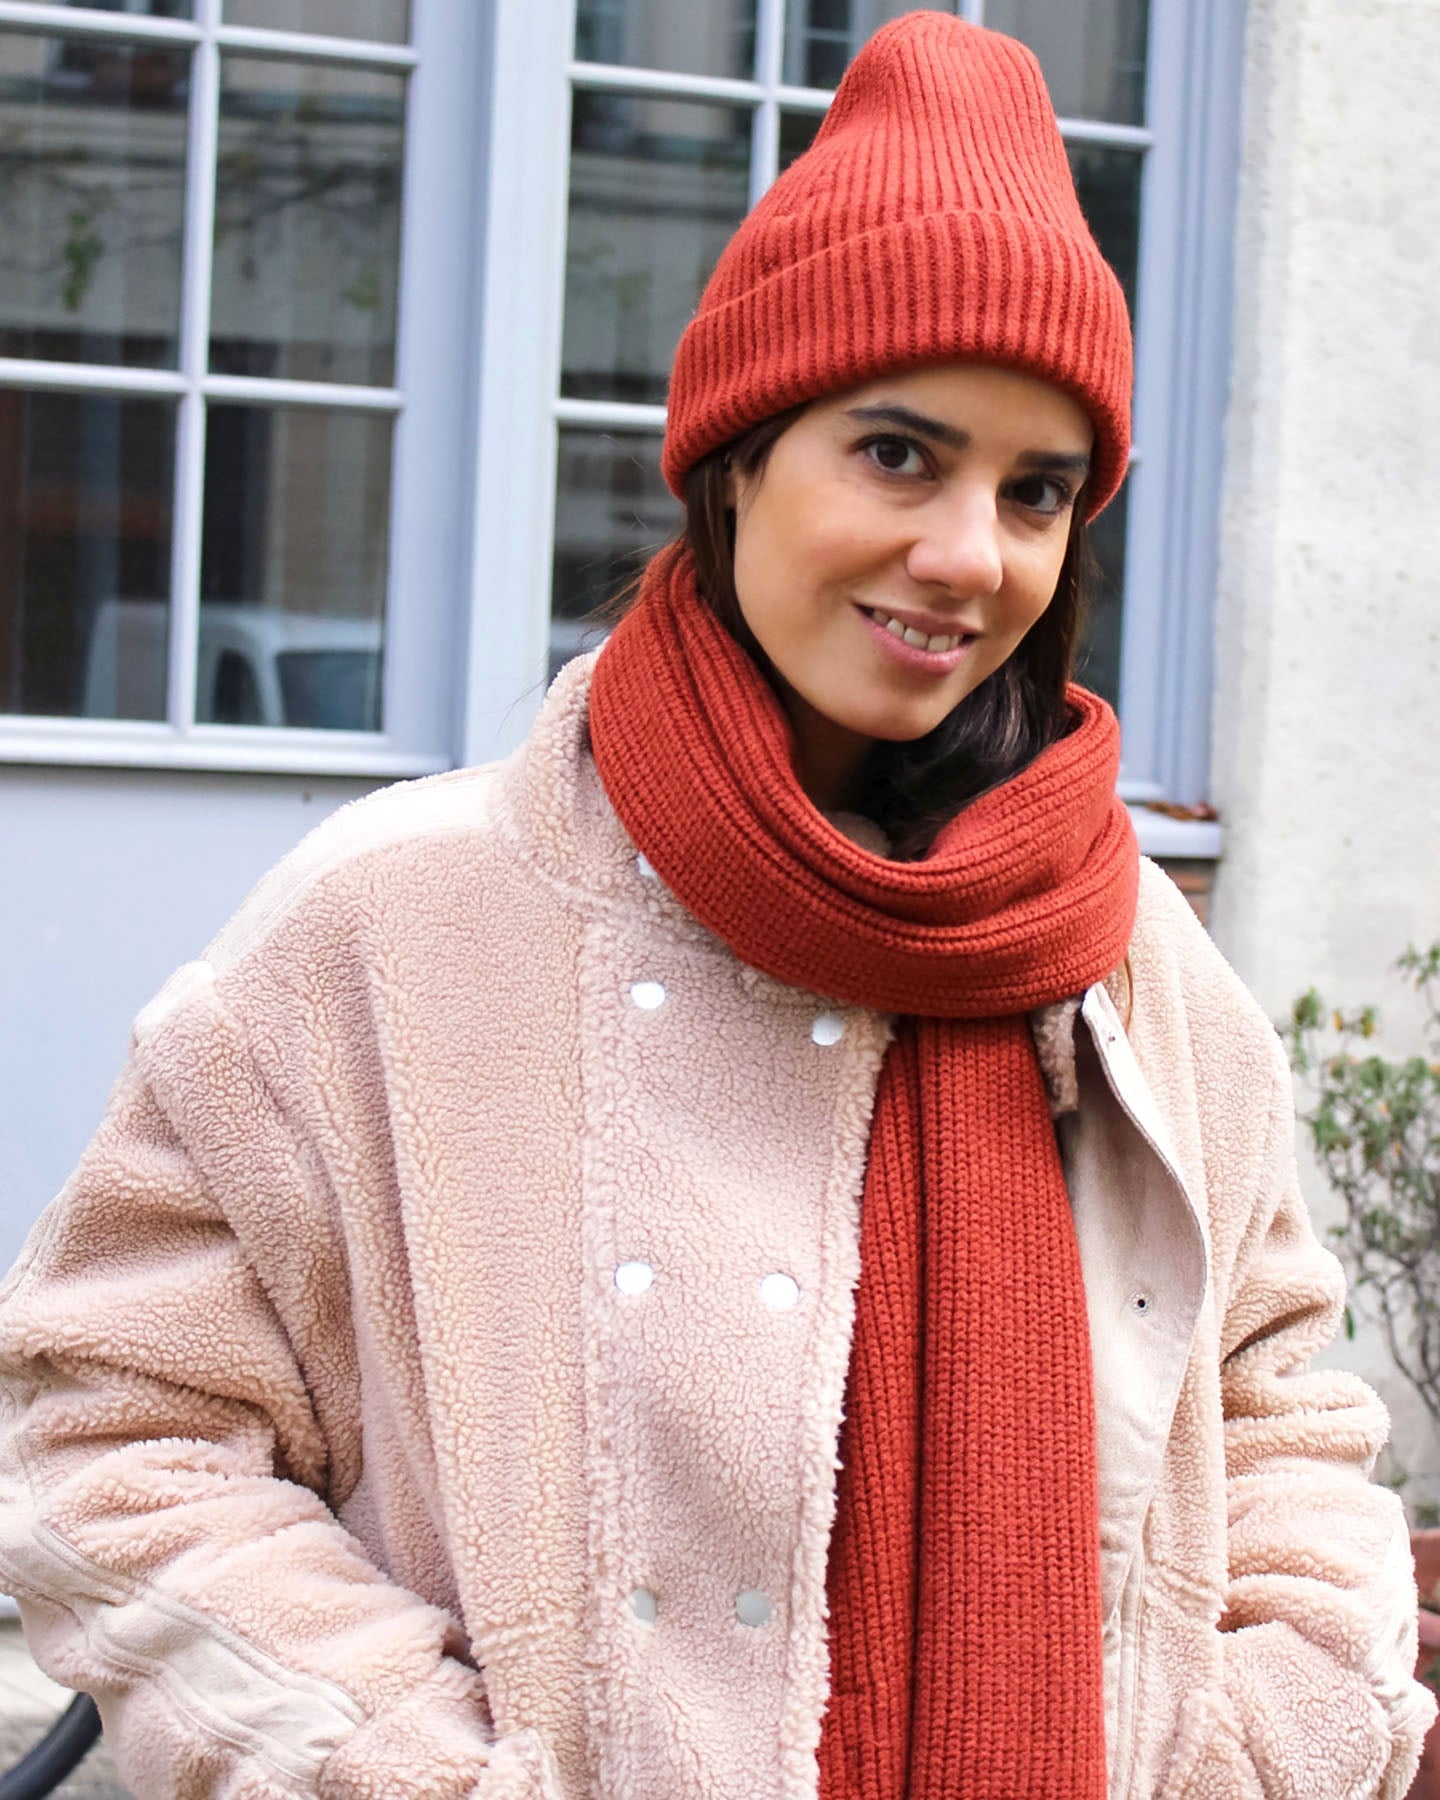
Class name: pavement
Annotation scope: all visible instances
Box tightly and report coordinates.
[0,1619,130,1798]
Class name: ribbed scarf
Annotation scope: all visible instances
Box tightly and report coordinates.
[588,543,1137,1799]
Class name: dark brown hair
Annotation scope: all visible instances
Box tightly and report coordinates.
[618,407,1095,861]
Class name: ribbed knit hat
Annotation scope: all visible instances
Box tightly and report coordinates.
[661,10,1133,517]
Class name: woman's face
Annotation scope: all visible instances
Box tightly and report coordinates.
[727,363,1094,808]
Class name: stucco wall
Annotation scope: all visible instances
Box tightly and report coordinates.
[1212,0,1440,1496]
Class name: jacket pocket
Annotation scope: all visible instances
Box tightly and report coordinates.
[1153,1686,1261,1800]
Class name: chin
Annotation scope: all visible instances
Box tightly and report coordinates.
[829,698,955,745]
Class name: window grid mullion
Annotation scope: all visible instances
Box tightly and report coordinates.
[0,3,199,44]
[752,0,787,196]
[0,4,414,66]
[0,359,186,396]
[568,59,759,102]
[749,100,779,207]
[555,396,666,429]
[213,24,416,69]
[166,1,221,735]
[201,374,401,409]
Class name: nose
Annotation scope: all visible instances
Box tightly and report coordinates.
[904,486,1004,599]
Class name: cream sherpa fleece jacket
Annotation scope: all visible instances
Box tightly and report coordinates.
[0,656,1431,1800]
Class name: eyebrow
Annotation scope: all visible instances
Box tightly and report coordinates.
[844,403,1092,477]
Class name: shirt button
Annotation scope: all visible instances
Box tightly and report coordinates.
[759,1272,800,1312]
[1130,1292,1153,1316]
[635,852,658,880]
[735,1590,773,1628]
[629,980,666,1011]
[811,1012,845,1046]
[629,1587,658,1623]
[615,1260,655,1296]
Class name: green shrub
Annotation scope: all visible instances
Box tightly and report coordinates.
[1283,945,1440,1438]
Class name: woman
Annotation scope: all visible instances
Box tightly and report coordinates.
[0,13,1429,1800]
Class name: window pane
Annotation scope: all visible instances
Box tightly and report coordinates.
[779,107,825,171]
[551,428,677,679]
[1068,143,1141,315]
[210,57,405,386]
[0,389,175,720]
[223,1,410,43]
[784,0,945,91]
[562,93,749,406]
[199,406,390,730]
[1077,479,1127,712]
[20,2,191,15]
[984,0,1149,126]
[575,0,755,81]
[0,32,188,368]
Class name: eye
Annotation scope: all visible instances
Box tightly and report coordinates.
[1006,473,1076,518]
[859,434,929,478]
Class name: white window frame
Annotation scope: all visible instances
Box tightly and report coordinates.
[465,0,1243,858]
[0,0,483,776]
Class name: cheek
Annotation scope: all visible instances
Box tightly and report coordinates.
[1005,534,1071,631]
[735,493,867,639]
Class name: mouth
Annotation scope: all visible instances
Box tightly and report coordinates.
[857,603,979,671]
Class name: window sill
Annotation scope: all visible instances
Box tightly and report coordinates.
[0,721,447,781]
[1129,807,1222,861]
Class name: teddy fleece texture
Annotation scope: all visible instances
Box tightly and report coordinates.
[0,653,1431,1799]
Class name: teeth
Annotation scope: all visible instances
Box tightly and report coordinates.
[871,609,963,654]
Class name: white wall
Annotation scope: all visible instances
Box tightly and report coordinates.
[0,768,377,1272]
[1212,0,1440,1495]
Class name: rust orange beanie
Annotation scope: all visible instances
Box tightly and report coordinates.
[662,9,1133,517]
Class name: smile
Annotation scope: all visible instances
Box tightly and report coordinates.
[859,605,978,670]
[866,607,970,653]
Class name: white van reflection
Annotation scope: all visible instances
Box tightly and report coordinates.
[84,600,383,731]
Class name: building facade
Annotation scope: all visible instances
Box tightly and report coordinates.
[1,0,1436,1480]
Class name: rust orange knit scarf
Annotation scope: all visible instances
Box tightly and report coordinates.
[589,544,1138,1799]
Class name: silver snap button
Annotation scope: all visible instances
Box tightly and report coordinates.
[629,980,666,1011]
[1130,1292,1152,1316]
[615,1260,655,1296]
[759,1272,800,1312]
[735,1589,773,1628]
[811,1013,845,1046]
[629,1587,658,1623]
[635,852,658,880]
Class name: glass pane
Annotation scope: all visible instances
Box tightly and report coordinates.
[783,0,941,91]
[199,406,391,730]
[575,0,754,81]
[984,0,1149,126]
[1068,143,1141,316]
[551,428,677,680]
[21,2,191,14]
[210,57,405,386]
[562,92,749,406]
[779,107,825,172]
[1077,479,1127,711]
[0,32,188,368]
[0,389,175,720]
[224,1,410,43]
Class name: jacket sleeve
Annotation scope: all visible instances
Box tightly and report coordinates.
[0,971,558,1800]
[1161,1029,1436,1800]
